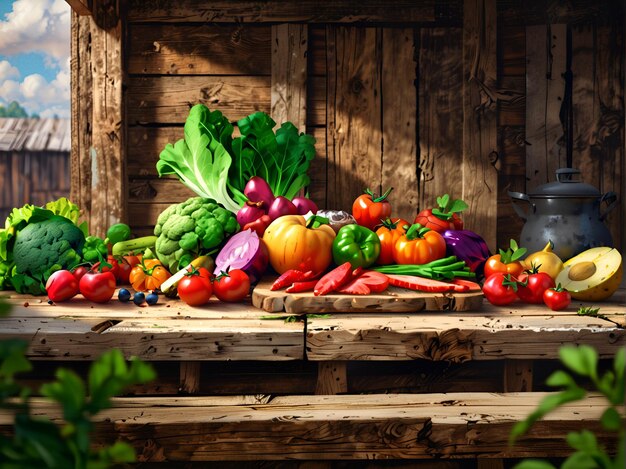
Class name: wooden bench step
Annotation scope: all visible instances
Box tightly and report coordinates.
[1,393,621,461]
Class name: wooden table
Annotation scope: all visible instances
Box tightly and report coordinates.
[1,287,624,465]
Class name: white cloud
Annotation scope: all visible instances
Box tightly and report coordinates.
[0,0,70,64]
[0,1,70,117]
[0,59,20,79]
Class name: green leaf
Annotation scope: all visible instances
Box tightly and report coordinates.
[0,339,32,378]
[512,460,557,469]
[560,345,598,379]
[40,368,86,422]
[447,199,468,214]
[566,430,599,452]
[561,450,602,469]
[0,297,11,317]
[545,370,577,389]
[600,407,623,431]
[100,441,136,463]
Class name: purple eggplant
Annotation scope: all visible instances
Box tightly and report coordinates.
[442,229,492,278]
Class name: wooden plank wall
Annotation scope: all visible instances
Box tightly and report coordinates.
[0,151,70,222]
[79,0,624,251]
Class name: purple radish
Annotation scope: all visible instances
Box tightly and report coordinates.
[244,176,274,208]
[268,196,298,220]
[237,203,266,228]
[291,196,318,215]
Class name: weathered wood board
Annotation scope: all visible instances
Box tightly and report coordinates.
[252,280,484,313]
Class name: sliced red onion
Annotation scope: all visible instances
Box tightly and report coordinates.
[214,229,269,284]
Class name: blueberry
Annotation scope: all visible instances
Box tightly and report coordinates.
[146,293,159,305]
[118,288,131,302]
[133,291,146,306]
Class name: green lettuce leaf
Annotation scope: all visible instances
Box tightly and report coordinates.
[157,104,240,213]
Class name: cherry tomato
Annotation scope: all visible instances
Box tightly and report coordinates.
[92,255,119,279]
[178,267,213,306]
[483,254,525,279]
[517,271,555,304]
[117,259,132,284]
[393,224,446,265]
[352,187,393,231]
[482,273,518,306]
[543,286,571,311]
[79,271,116,303]
[46,270,79,302]
[129,259,171,291]
[375,218,408,265]
[213,269,250,302]
[72,265,89,282]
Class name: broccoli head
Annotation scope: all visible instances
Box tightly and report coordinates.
[12,215,85,295]
[154,197,238,272]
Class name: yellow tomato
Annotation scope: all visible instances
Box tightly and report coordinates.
[262,215,336,275]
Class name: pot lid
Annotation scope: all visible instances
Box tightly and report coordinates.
[529,168,602,198]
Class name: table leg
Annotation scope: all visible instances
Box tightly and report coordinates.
[504,359,534,392]
[315,361,347,394]
[179,361,201,394]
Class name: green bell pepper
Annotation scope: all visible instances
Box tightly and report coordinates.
[332,224,381,268]
[83,235,108,263]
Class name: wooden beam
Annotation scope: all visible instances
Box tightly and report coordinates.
[462,0,498,251]
[127,0,437,24]
[504,359,533,392]
[315,361,348,394]
[271,24,308,133]
[66,0,92,16]
[86,3,126,236]
[525,24,567,189]
[179,362,201,394]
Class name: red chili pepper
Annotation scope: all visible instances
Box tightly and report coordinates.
[285,280,318,293]
[271,269,316,291]
[243,214,272,238]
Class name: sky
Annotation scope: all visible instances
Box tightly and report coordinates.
[0,0,70,118]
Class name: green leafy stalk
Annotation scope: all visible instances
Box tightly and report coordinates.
[510,345,625,469]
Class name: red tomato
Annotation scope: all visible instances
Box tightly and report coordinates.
[92,255,119,279]
[178,268,213,306]
[72,265,89,282]
[543,286,571,311]
[46,270,79,302]
[483,254,525,279]
[414,209,455,232]
[352,187,393,231]
[213,269,250,302]
[482,273,518,306]
[517,271,556,304]
[124,255,141,268]
[79,271,116,303]
[117,260,132,284]
[375,218,408,265]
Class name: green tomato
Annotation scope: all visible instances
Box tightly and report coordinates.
[106,223,131,245]
[332,224,381,269]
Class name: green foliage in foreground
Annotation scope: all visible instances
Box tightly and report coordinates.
[510,345,625,469]
[0,322,156,469]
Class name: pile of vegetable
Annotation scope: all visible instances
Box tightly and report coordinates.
[157,104,317,214]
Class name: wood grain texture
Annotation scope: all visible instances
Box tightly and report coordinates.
[306,309,624,361]
[252,281,484,314]
[418,27,463,214]
[503,359,533,392]
[326,26,382,212]
[66,0,92,15]
[571,22,624,251]
[127,76,271,125]
[179,362,201,394]
[127,24,271,75]
[381,28,418,222]
[127,0,436,23]
[1,393,620,460]
[463,0,498,250]
[315,361,348,394]
[70,12,93,228]
[271,24,308,133]
[86,6,125,236]
[525,24,567,189]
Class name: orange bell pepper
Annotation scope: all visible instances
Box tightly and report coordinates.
[393,223,446,265]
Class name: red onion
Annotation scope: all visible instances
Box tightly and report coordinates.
[268,196,298,220]
[292,196,318,215]
[244,176,275,208]
[214,229,269,284]
[237,203,266,228]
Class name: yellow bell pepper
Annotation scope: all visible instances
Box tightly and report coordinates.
[263,215,336,275]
